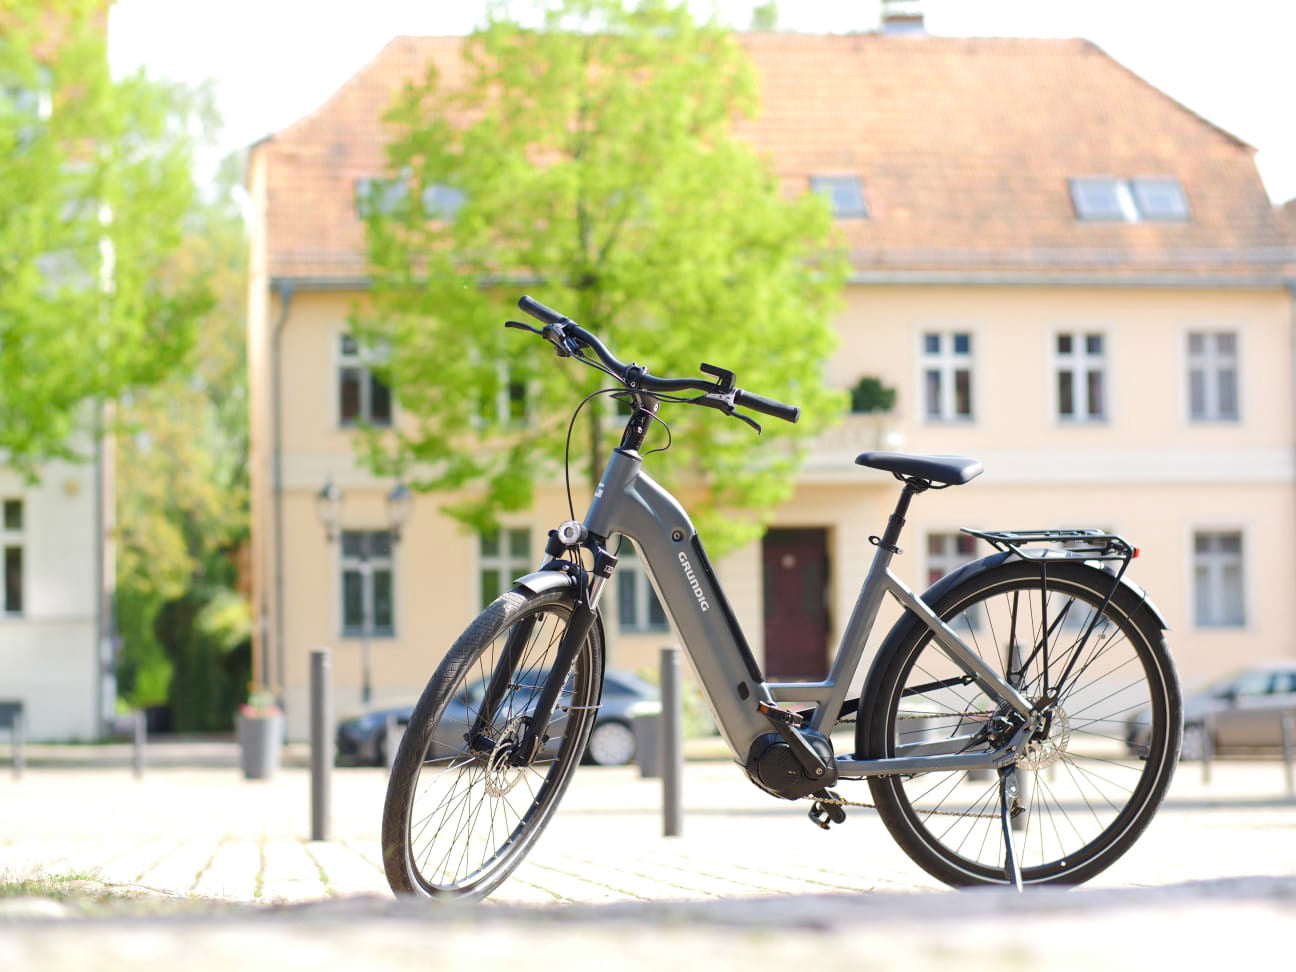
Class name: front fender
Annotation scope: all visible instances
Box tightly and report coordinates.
[514,568,578,596]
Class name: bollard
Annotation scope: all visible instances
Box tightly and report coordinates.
[310,648,333,842]
[1282,711,1295,798]
[133,710,146,779]
[660,646,683,838]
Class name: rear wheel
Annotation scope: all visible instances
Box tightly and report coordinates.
[859,560,1181,887]
[381,588,602,899]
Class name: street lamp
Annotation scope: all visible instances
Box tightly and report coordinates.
[316,478,412,708]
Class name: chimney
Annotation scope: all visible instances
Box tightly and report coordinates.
[881,0,926,35]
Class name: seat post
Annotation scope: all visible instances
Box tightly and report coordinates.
[878,480,927,554]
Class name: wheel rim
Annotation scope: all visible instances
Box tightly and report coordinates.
[586,721,636,766]
[883,574,1172,883]
[404,600,596,894]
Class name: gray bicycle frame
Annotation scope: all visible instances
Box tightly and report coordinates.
[564,447,1035,779]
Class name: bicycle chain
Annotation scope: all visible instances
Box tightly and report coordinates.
[810,709,1004,819]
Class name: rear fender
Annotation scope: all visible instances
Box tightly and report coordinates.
[859,552,1169,710]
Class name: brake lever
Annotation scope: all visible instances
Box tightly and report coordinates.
[693,392,762,434]
[505,320,543,335]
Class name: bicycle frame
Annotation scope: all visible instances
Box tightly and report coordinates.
[551,445,1037,779]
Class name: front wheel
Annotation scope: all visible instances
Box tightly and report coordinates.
[381,587,603,900]
[859,560,1181,888]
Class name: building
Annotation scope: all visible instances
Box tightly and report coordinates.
[246,30,1296,738]
[1,2,116,742]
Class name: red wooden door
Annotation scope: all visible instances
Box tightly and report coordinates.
[762,528,830,680]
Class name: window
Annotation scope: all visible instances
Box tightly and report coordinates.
[616,540,667,633]
[421,184,466,220]
[1194,531,1244,628]
[3,65,53,148]
[480,362,529,427]
[2,499,21,616]
[921,331,973,421]
[341,531,395,637]
[355,175,465,220]
[1070,177,1189,222]
[1055,332,1106,422]
[479,528,531,609]
[928,532,978,629]
[1130,178,1190,221]
[926,532,977,587]
[339,334,392,426]
[1187,332,1239,422]
[810,176,868,219]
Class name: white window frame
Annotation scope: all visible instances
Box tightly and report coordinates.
[337,331,394,428]
[1185,330,1240,423]
[489,361,532,428]
[924,531,978,587]
[1053,330,1108,423]
[2,498,22,617]
[809,175,869,219]
[920,329,975,423]
[478,527,532,609]
[339,530,396,638]
[1070,176,1189,222]
[615,540,668,634]
[1191,529,1246,629]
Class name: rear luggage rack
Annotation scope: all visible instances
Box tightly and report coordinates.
[960,528,1136,565]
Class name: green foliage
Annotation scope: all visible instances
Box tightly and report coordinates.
[849,375,897,414]
[750,2,779,30]
[0,0,211,473]
[113,159,251,719]
[357,0,847,554]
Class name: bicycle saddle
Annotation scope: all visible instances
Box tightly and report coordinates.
[855,452,983,486]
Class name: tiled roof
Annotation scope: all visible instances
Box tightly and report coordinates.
[256,32,1292,283]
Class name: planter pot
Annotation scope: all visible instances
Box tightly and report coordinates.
[237,711,284,780]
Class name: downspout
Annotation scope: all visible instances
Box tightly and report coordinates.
[270,278,295,698]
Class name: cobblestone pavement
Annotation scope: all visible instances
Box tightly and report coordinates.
[1,751,1295,968]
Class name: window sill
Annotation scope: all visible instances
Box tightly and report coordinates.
[341,629,396,639]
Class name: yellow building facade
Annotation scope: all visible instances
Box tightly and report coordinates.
[246,33,1296,737]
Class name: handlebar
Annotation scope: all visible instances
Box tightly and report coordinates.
[513,295,799,424]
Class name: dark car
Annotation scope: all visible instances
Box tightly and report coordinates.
[335,670,659,767]
[1126,661,1296,759]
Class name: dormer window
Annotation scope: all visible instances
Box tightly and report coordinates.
[1130,178,1190,221]
[355,175,465,221]
[810,175,869,219]
[1070,177,1189,222]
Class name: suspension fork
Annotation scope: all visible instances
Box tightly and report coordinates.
[467,614,539,751]
[510,594,600,765]
[509,539,617,765]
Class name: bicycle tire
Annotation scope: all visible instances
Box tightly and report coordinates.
[382,587,603,899]
[858,559,1181,888]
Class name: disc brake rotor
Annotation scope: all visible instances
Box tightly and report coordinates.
[484,715,530,797]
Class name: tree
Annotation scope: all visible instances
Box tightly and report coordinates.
[114,155,251,726]
[357,0,847,552]
[0,0,210,474]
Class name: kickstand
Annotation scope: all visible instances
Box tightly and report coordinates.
[998,766,1024,892]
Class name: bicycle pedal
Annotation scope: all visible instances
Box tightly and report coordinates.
[808,792,847,830]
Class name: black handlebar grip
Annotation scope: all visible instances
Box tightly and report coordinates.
[518,295,569,325]
[734,389,799,424]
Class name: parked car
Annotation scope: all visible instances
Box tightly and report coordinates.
[335,670,659,767]
[1126,661,1296,759]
